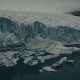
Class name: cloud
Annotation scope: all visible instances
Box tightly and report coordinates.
[0,0,80,14]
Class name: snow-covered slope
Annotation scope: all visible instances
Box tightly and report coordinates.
[0,11,80,29]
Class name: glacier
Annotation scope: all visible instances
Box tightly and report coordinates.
[0,11,80,67]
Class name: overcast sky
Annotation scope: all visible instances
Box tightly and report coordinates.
[0,0,80,14]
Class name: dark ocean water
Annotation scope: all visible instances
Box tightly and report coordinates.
[0,52,80,80]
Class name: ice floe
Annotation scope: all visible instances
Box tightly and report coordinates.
[39,66,57,72]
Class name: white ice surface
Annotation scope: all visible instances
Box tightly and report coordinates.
[39,66,57,72]
[0,11,80,29]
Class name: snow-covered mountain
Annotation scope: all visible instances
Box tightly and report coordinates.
[0,11,80,67]
[0,11,80,28]
[0,11,80,44]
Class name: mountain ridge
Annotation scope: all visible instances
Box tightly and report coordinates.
[0,11,80,29]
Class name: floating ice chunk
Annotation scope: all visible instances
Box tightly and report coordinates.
[29,60,38,66]
[67,60,74,63]
[39,66,57,72]
[67,60,74,64]
[0,51,19,67]
[52,57,68,68]
[13,58,19,65]
[39,69,44,72]
[58,57,68,64]
[23,56,33,64]
[37,54,59,63]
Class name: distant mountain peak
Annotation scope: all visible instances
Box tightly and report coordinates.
[67,11,80,16]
